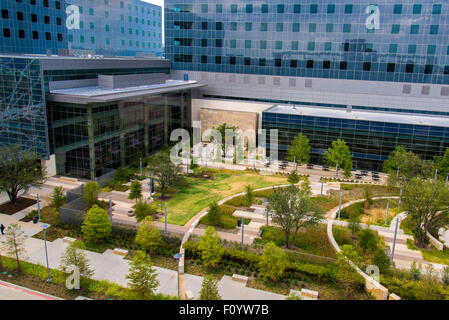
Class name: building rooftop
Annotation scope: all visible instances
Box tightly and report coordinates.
[264,104,449,127]
[0,53,165,61]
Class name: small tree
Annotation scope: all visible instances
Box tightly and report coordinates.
[206,202,221,226]
[4,224,27,272]
[363,186,373,209]
[410,261,422,280]
[126,251,159,299]
[83,181,100,209]
[348,214,361,235]
[373,249,390,273]
[212,123,239,158]
[287,133,311,165]
[134,201,156,222]
[59,241,94,278]
[198,227,225,268]
[0,145,47,204]
[258,242,288,281]
[129,181,143,203]
[81,205,112,243]
[244,185,254,206]
[199,275,221,300]
[336,245,362,296]
[358,229,378,253]
[50,186,67,209]
[324,139,353,178]
[135,217,163,255]
[287,171,300,185]
[148,150,184,200]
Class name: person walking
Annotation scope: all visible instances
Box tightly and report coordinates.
[0,224,5,235]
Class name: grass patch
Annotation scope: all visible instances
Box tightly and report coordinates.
[152,173,287,225]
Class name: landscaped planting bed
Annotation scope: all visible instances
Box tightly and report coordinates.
[0,197,36,215]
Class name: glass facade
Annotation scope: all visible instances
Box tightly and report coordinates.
[47,92,192,180]
[166,0,449,84]
[0,57,49,158]
[0,0,68,54]
[263,110,449,171]
[66,0,163,56]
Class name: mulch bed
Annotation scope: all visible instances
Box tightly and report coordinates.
[0,197,36,215]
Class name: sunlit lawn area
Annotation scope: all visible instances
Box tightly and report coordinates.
[152,172,288,225]
[338,198,400,226]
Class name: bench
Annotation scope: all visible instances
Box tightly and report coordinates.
[300,288,319,300]
[232,274,249,285]
[113,248,129,257]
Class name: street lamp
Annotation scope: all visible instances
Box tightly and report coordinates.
[240,218,245,249]
[335,160,339,179]
[164,202,168,235]
[337,191,343,219]
[37,193,41,221]
[173,253,182,299]
[385,198,390,225]
[41,224,52,282]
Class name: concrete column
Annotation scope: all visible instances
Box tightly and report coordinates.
[164,96,169,144]
[144,99,150,157]
[118,101,126,167]
[87,105,96,180]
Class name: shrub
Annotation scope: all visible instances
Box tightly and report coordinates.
[219,205,236,215]
[83,182,100,209]
[245,185,254,205]
[259,242,289,281]
[206,202,221,226]
[410,261,422,281]
[224,195,250,207]
[134,201,157,222]
[81,205,112,242]
[373,249,390,273]
[358,229,378,253]
[442,266,449,285]
[50,186,66,209]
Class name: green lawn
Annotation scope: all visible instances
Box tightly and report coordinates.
[153,173,288,225]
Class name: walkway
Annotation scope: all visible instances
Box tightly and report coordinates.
[0,280,62,300]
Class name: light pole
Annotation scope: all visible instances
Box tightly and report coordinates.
[398,188,403,212]
[390,217,399,266]
[173,253,182,299]
[385,198,390,225]
[109,196,112,222]
[335,160,339,179]
[320,179,324,196]
[37,193,41,221]
[240,217,245,249]
[164,202,168,235]
[41,224,52,282]
[337,191,343,219]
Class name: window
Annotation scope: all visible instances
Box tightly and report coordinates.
[43,0,49,7]
[57,33,63,41]
[340,61,348,70]
[363,62,371,71]
[260,40,267,49]
[55,1,60,9]
[433,4,442,14]
[290,60,298,68]
[428,45,436,55]
[229,56,236,65]
[389,44,398,53]
[89,22,94,29]
[307,60,314,68]
[391,24,400,34]
[327,4,335,13]
[201,22,207,30]
[244,57,251,66]
[245,23,252,31]
[294,4,301,13]
[424,64,433,74]
[413,4,422,14]
[291,41,298,50]
[216,22,223,30]
[261,4,268,13]
[259,59,266,66]
[245,40,251,48]
[201,39,207,47]
[410,25,419,34]
[292,23,300,32]
[230,40,236,48]
[277,4,284,13]
[260,23,267,31]
[32,31,38,39]
[326,24,333,32]
[216,4,222,13]
[30,0,36,4]
[393,4,402,14]
[308,42,315,51]
[387,63,395,72]
[323,61,331,69]
[201,56,207,64]
[324,42,332,51]
[408,44,416,54]
[345,4,353,14]
[215,56,222,64]
[18,29,25,38]
[275,59,282,67]
[309,23,316,32]
[230,22,237,31]
[276,41,282,50]
[430,25,439,35]
[89,8,94,15]
[201,4,208,13]
[276,23,283,32]
[406,64,414,73]
[44,16,50,24]
[45,32,51,40]
[343,24,351,33]
[1,9,8,19]
[246,4,252,13]
[310,4,318,13]
[17,12,23,20]
[56,17,61,25]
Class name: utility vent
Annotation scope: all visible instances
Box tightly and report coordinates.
[201,73,208,81]
[305,79,313,88]
[244,75,251,84]
[229,74,236,83]
[289,78,296,87]
[441,87,449,96]
[273,77,281,86]
[258,76,265,85]
[402,84,411,94]
[421,86,430,95]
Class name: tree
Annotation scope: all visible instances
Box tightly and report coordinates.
[324,139,353,178]
[197,227,224,268]
[244,185,254,206]
[265,183,323,248]
[83,181,100,209]
[401,178,449,247]
[129,181,143,203]
[410,261,422,280]
[336,245,362,296]
[3,224,27,272]
[81,205,112,243]
[147,150,184,200]
[134,200,156,222]
[199,275,221,300]
[0,145,47,204]
[258,242,289,281]
[135,217,163,255]
[59,241,94,278]
[212,123,239,158]
[383,146,434,184]
[435,148,449,179]
[50,186,67,209]
[287,171,300,185]
[126,250,159,299]
[287,133,311,165]
[363,186,373,209]
[206,202,221,226]
[373,249,390,273]
[358,229,378,253]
